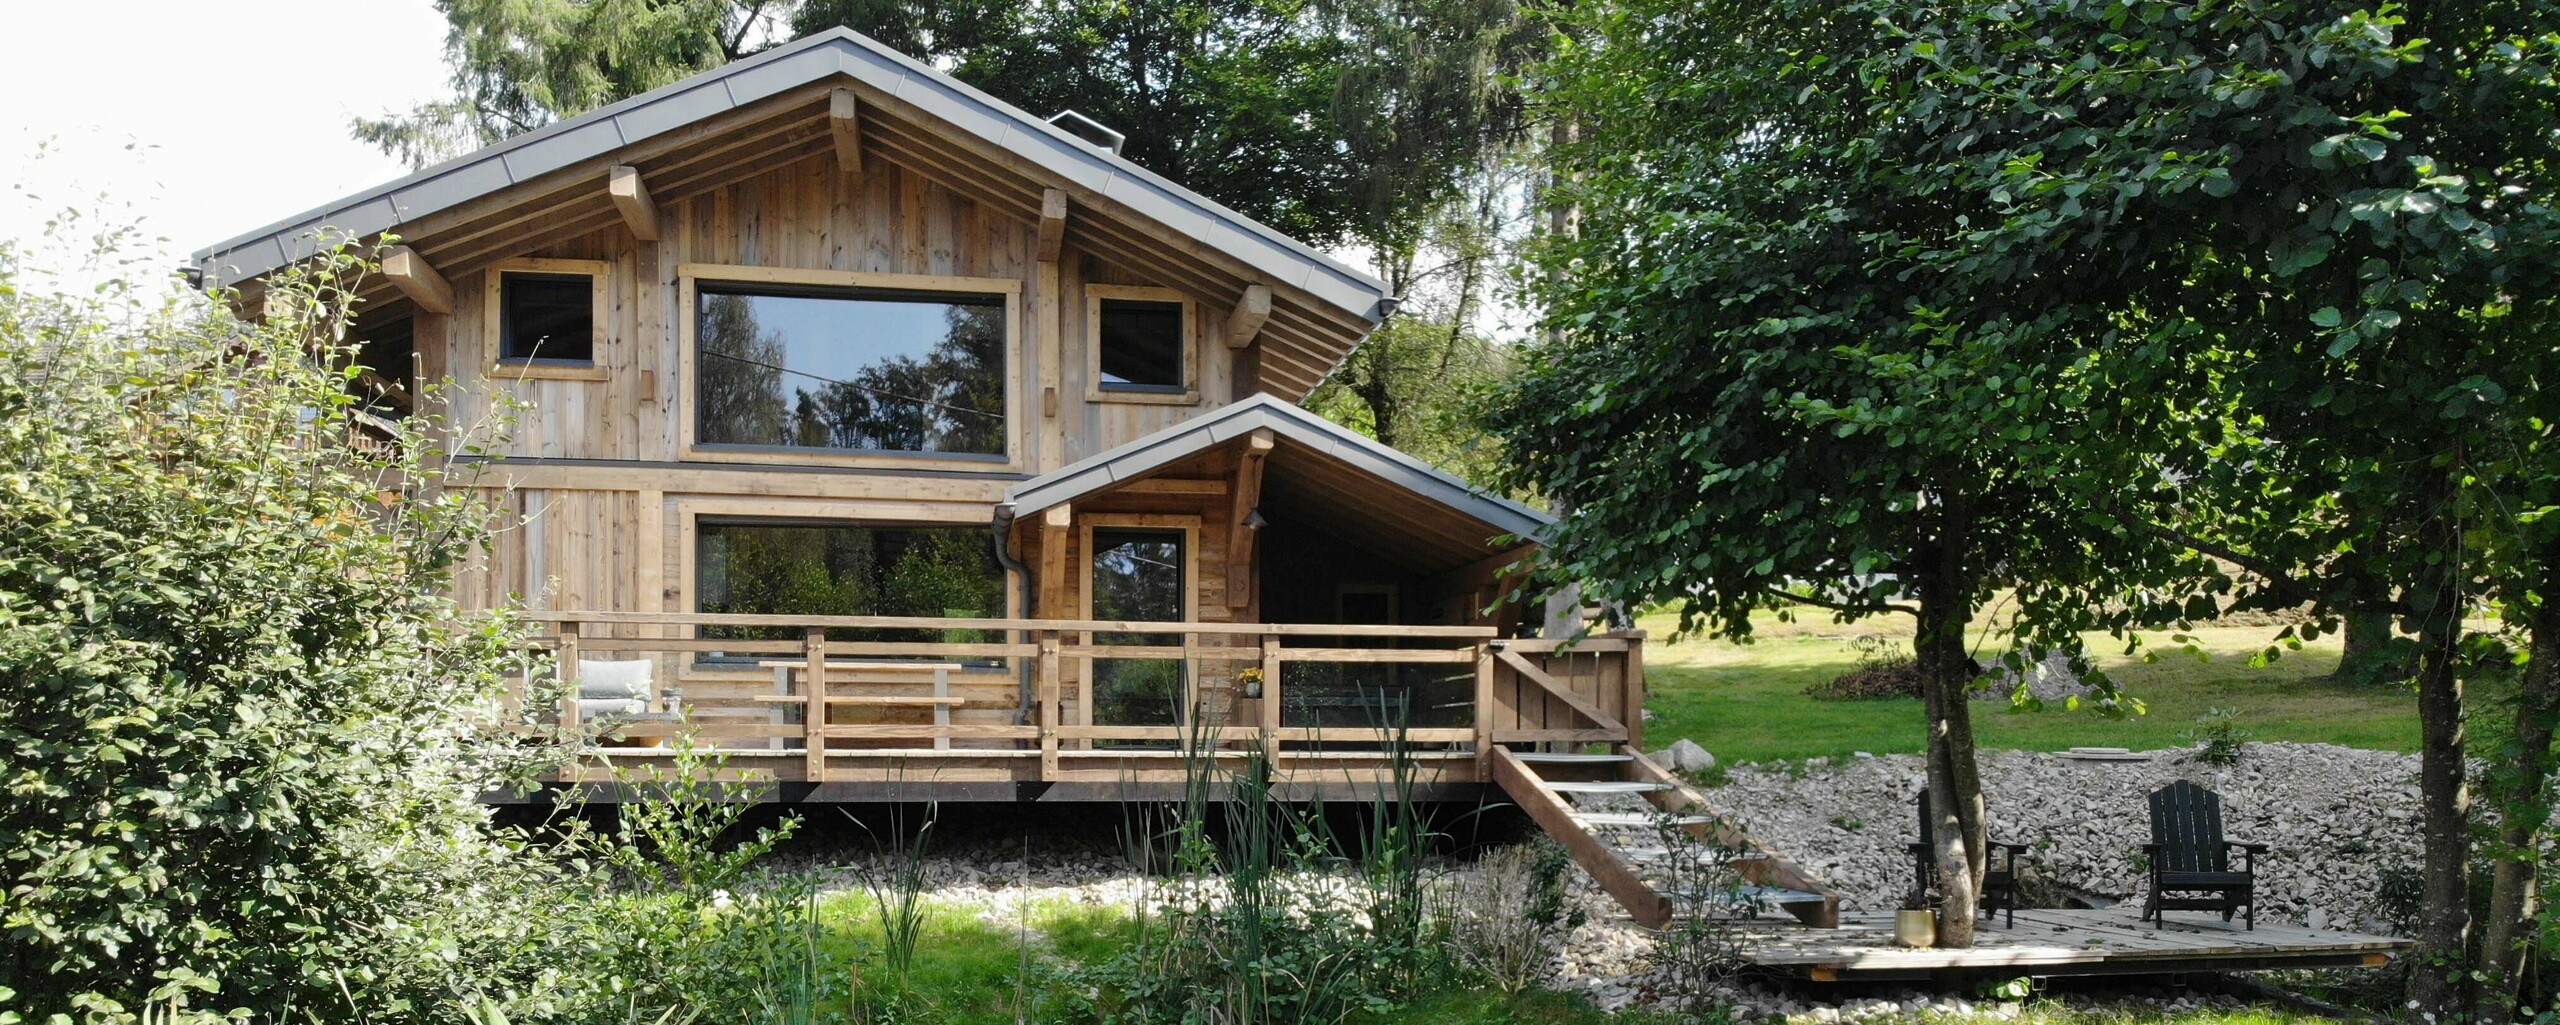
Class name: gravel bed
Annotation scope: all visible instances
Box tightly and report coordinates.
[1696,742,2422,933]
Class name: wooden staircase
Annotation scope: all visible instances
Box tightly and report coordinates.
[1491,745,1840,929]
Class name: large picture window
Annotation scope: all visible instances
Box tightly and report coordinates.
[694,282,1007,456]
[695,519,1005,643]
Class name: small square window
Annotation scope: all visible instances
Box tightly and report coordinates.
[1097,298,1186,391]
[499,271,594,363]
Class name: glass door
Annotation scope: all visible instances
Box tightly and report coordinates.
[1088,528,1187,740]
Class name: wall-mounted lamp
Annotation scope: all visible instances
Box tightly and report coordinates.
[1243,508,1267,530]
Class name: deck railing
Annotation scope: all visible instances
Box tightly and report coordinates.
[518,611,1645,785]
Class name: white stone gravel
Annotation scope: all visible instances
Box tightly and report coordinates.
[1697,742,2422,934]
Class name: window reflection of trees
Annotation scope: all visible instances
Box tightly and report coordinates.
[695,291,1005,455]
[1090,531,1184,734]
[696,522,1003,648]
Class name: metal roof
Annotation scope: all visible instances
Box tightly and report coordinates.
[1002,394,1551,543]
[188,28,1392,322]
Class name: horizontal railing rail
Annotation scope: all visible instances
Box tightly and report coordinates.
[516,611,1641,784]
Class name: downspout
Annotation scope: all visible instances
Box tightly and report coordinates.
[990,504,1035,724]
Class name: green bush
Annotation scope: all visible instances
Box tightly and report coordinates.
[0,230,554,1022]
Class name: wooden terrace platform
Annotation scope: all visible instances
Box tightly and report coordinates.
[1730,907,2409,982]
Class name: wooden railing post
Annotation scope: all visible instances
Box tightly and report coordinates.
[1038,630,1061,781]
[557,621,583,734]
[1474,640,1495,773]
[1259,632,1281,765]
[1622,633,1647,753]
[803,627,828,783]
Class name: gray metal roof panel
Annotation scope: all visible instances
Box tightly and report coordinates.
[1003,395,1550,541]
[192,29,1388,320]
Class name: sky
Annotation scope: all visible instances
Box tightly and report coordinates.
[0,1,452,278]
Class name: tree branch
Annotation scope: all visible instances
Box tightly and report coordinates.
[1764,586,1920,617]
[2142,523,2329,609]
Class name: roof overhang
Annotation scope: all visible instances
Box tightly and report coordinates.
[188,29,1391,397]
[1004,395,1549,567]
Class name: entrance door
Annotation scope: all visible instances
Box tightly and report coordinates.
[1087,527,1188,734]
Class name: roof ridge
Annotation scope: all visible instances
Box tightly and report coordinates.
[188,28,1389,320]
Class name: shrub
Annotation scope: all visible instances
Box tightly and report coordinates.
[0,227,554,1022]
[2181,707,2253,767]
[1445,841,1583,996]
[1803,636,1923,701]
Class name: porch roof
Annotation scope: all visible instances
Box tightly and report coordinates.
[1003,395,1550,566]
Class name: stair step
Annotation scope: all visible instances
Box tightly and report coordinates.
[1575,812,1717,828]
[1668,884,1831,907]
[1616,847,1773,864]
[1547,781,1674,795]
[1514,752,1636,765]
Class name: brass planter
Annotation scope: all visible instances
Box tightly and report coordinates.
[1894,909,1937,948]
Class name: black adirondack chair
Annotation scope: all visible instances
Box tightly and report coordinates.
[1911,788,2028,928]
[2142,780,2268,929]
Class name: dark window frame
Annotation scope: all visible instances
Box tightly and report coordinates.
[1086,285,1195,403]
[496,270,599,365]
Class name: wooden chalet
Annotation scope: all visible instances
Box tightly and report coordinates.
[189,32,2429,972]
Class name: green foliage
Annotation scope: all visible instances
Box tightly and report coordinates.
[1052,724,1441,1024]
[2180,708,2254,768]
[1802,637,1922,702]
[0,225,561,1022]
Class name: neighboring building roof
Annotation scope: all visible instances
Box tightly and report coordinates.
[188,28,1392,323]
[1003,394,1551,545]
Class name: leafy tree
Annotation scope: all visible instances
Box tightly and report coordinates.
[0,227,556,1020]
[365,0,1539,251]
[1310,160,1524,484]
[1509,0,2560,991]
[1494,0,2208,946]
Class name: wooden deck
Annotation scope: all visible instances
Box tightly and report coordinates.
[509,611,1648,797]
[1731,907,2409,982]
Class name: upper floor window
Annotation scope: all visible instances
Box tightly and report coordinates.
[484,258,609,380]
[692,278,1008,457]
[1087,285,1195,403]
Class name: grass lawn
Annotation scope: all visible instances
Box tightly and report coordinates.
[1635,609,2422,765]
[810,892,2353,1024]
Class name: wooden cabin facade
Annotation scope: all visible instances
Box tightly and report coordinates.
[189,28,1655,810]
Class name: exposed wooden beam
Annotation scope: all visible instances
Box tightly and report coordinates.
[830,87,863,180]
[606,165,660,242]
[1223,284,1273,350]
[1038,502,1072,619]
[1037,188,1068,263]
[380,246,454,315]
[1226,429,1275,609]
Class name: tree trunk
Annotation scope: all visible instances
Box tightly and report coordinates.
[1913,532,1986,948]
[2473,583,2560,1024]
[2339,608,2389,672]
[2405,495,2475,1019]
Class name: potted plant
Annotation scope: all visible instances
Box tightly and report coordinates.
[1895,882,1937,948]
[1236,666,1265,699]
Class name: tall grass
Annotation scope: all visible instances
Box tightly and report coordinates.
[1059,685,1443,1023]
[847,801,939,1021]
